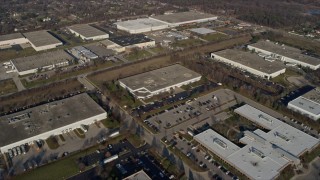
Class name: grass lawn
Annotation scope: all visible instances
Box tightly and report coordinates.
[45,136,60,150]
[74,129,85,139]
[101,118,120,129]
[0,47,37,62]
[202,33,228,42]
[149,46,167,54]
[272,68,300,87]
[22,61,117,89]
[127,134,144,148]
[0,79,18,95]
[168,146,205,172]
[16,133,130,180]
[172,38,203,48]
[125,50,153,61]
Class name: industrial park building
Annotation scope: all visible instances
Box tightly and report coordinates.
[247,41,320,70]
[119,64,201,99]
[150,11,217,27]
[211,49,286,79]
[288,88,320,121]
[0,33,29,48]
[0,93,107,153]
[10,50,74,75]
[68,24,109,41]
[23,30,63,51]
[108,34,155,49]
[115,18,169,34]
[195,104,319,180]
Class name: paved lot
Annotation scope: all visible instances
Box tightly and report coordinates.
[9,123,109,174]
[293,157,320,180]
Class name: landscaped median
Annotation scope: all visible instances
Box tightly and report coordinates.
[167,146,205,172]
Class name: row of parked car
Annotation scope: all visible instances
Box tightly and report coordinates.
[7,140,44,159]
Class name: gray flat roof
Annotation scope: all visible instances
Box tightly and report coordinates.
[249,41,320,66]
[0,93,106,147]
[151,11,216,24]
[68,24,108,38]
[23,30,62,47]
[0,33,25,41]
[213,49,286,74]
[289,88,320,117]
[11,50,74,72]
[194,129,241,158]
[124,170,151,180]
[119,64,201,92]
[115,18,168,30]
[189,28,216,35]
[84,43,115,57]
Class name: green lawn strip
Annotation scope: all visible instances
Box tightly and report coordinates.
[45,136,60,150]
[167,146,205,172]
[202,33,228,42]
[125,50,153,61]
[74,129,85,139]
[59,135,66,142]
[172,38,203,48]
[126,134,144,148]
[0,79,18,95]
[101,118,120,129]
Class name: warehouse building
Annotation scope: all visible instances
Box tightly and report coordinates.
[100,39,125,53]
[108,34,155,49]
[150,11,217,27]
[0,33,29,48]
[288,88,320,121]
[70,46,98,64]
[23,30,63,51]
[10,50,74,75]
[68,24,109,41]
[211,49,286,79]
[195,104,319,180]
[247,41,320,70]
[0,93,107,153]
[115,18,169,34]
[119,64,201,99]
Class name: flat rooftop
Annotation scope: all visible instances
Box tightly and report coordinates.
[234,104,319,156]
[109,34,154,47]
[289,88,320,117]
[11,50,74,72]
[189,28,216,35]
[23,30,62,47]
[0,33,25,41]
[0,93,107,148]
[123,170,151,180]
[116,18,168,30]
[151,11,216,24]
[68,24,108,38]
[119,64,201,92]
[249,41,320,66]
[213,49,286,74]
[84,43,114,57]
[194,129,241,158]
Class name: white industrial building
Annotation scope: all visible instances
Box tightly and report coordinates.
[0,33,29,48]
[119,64,201,99]
[211,49,286,79]
[68,24,109,41]
[23,30,63,51]
[10,50,74,75]
[150,11,217,27]
[0,93,107,153]
[195,104,319,180]
[115,18,169,34]
[288,88,320,121]
[247,41,320,70]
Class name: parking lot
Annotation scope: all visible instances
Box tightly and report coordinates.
[8,123,110,174]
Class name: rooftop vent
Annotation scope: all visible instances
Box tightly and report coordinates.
[213,138,227,149]
[258,114,272,123]
[250,147,265,158]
